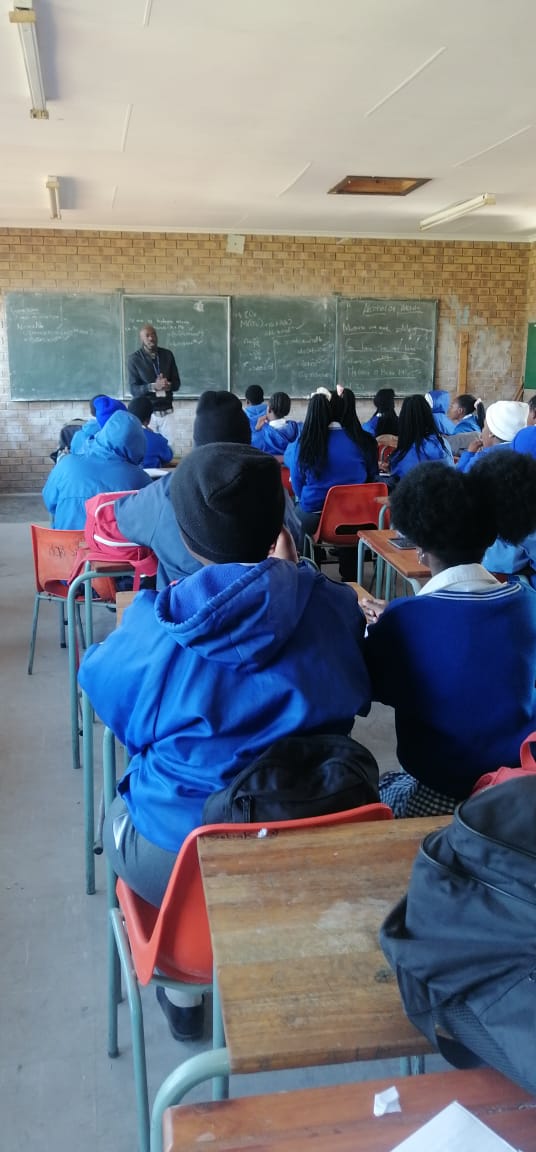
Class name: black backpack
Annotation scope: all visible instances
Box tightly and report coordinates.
[202,734,379,824]
[380,776,536,1094]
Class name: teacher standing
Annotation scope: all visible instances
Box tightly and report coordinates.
[127,323,181,446]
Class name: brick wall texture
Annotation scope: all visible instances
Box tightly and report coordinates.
[0,228,532,491]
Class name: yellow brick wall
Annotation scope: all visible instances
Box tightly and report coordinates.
[0,229,531,491]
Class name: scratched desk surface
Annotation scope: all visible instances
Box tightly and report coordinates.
[198,817,448,1075]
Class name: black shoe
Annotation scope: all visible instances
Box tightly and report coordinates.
[156,986,204,1041]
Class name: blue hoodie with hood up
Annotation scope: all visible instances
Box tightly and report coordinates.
[426,389,456,435]
[42,411,152,528]
[78,558,372,852]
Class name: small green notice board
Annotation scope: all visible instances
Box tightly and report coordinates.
[524,323,536,389]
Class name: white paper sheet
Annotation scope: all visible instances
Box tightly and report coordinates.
[388,1100,519,1152]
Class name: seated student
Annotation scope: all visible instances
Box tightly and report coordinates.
[285,390,377,536]
[127,396,173,468]
[425,388,456,435]
[42,410,152,529]
[448,393,485,435]
[70,394,127,454]
[251,391,300,455]
[115,390,255,588]
[243,383,267,434]
[456,399,528,472]
[79,443,373,1036]
[362,388,399,437]
[387,394,454,484]
[482,416,536,583]
[362,452,536,817]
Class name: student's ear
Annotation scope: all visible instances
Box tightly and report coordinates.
[268,528,298,563]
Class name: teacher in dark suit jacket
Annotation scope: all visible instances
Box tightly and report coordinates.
[127,323,180,445]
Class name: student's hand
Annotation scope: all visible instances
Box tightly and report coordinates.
[255,414,269,430]
[467,437,483,454]
[268,527,298,563]
[360,596,387,624]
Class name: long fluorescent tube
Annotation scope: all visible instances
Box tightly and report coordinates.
[46,176,61,220]
[420,193,495,232]
[9,3,48,119]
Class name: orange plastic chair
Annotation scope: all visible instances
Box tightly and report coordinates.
[28,523,119,674]
[302,482,389,567]
[103,729,392,1152]
[280,464,294,497]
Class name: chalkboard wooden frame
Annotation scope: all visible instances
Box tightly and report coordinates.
[122,294,230,397]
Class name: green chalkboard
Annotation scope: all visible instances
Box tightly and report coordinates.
[231,296,336,397]
[123,296,229,397]
[337,298,438,393]
[524,323,536,388]
[6,292,122,400]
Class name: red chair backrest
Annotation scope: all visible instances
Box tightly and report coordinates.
[313,483,389,546]
[30,524,87,597]
[118,802,393,986]
[280,465,294,497]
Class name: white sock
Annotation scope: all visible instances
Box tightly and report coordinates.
[164,988,202,1008]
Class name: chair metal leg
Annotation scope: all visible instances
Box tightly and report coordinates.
[211,971,229,1101]
[150,1049,231,1152]
[82,687,96,894]
[59,600,67,648]
[400,1054,425,1075]
[111,908,151,1152]
[27,595,40,674]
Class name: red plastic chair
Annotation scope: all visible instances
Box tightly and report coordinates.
[103,729,392,1152]
[280,465,294,497]
[302,482,389,566]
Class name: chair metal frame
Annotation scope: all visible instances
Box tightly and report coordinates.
[301,483,389,570]
[102,726,393,1152]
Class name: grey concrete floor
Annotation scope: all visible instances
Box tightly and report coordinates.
[0,497,442,1152]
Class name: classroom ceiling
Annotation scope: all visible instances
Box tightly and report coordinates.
[2,0,536,241]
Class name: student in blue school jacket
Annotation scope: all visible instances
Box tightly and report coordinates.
[70,394,127,453]
[425,389,456,435]
[448,393,485,435]
[251,391,300,455]
[363,452,536,818]
[243,383,267,433]
[456,399,528,472]
[127,396,173,468]
[387,394,453,484]
[42,411,151,529]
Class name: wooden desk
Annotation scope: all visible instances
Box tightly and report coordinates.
[199,817,444,1076]
[163,1068,536,1152]
[357,529,430,597]
[115,589,137,626]
[150,817,449,1149]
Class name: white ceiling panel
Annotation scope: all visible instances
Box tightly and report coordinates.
[1,0,536,238]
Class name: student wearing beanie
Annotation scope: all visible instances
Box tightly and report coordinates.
[128,396,173,468]
[79,442,373,1036]
[115,389,301,588]
[70,394,127,454]
[457,399,528,472]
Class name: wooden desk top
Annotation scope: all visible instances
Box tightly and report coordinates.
[114,590,137,626]
[358,529,430,581]
[163,1067,536,1151]
[198,817,448,1075]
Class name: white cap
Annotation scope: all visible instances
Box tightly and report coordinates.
[486,401,529,442]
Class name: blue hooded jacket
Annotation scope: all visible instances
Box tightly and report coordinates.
[78,559,372,852]
[251,419,300,455]
[389,435,454,482]
[365,579,536,797]
[286,427,377,511]
[42,411,152,529]
[244,401,268,433]
[426,390,456,435]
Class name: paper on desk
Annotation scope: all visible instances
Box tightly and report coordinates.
[388,1101,519,1152]
[374,1086,401,1115]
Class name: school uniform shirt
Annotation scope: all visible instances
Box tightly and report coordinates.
[389,435,454,482]
[140,425,173,468]
[78,559,372,853]
[286,425,377,512]
[483,531,536,588]
[453,413,481,434]
[456,441,511,473]
[251,417,300,455]
[42,411,152,529]
[365,564,536,798]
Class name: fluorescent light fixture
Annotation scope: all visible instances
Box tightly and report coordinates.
[419,193,495,231]
[9,3,48,119]
[46,176,61,220]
